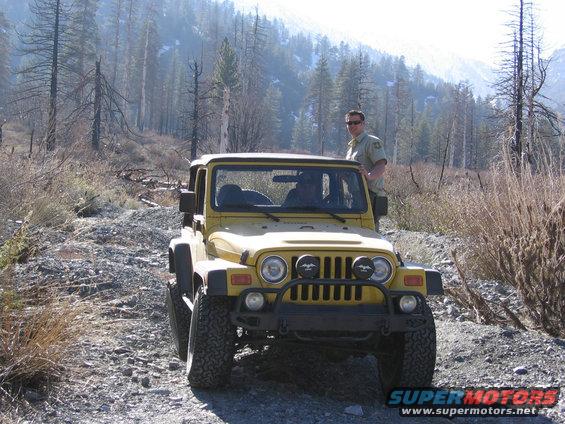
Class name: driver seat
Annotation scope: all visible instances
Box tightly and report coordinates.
[217,184,244,207]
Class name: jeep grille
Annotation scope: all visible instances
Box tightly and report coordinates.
[289,256,363,302]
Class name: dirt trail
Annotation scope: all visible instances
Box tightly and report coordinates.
[8,207,565,423]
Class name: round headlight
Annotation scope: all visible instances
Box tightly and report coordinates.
[399,295,418,313]
[370,256,393,283]
[260,256,287,284]
[245,292,265,311]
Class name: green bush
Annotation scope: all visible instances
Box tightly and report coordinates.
[0,223,34,270]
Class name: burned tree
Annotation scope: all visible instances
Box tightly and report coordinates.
[494,0,559,168]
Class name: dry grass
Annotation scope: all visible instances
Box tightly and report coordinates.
[0,147,140,229]
[456,163,564,337]
[388,160,564,337]
[0,269,85,389]
[386,163,484,232]
[0,129,138,402]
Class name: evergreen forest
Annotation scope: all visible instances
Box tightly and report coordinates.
[0,0,562,169]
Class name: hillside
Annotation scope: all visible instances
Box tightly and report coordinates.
[546,47,565,113]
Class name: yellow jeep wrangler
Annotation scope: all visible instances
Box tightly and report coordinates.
[166,153,443,395]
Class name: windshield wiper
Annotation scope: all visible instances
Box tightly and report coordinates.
[227,204,280,222]
[287,206,346,223]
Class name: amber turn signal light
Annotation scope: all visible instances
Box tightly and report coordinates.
[231,274,252,285]
[404,275,423,286]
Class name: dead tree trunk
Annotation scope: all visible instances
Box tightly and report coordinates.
[219,86,230,153]
[189,59,202,160]
[138,24,150,131]
[111,0,122,86]
[46,0,61,151]
[28,128,34,158]
[92,59,102,150]
[512,0,525,165]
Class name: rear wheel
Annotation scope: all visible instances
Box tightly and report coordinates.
[166,281,191,361]
[377,300,436,397]
[186,286,235,388]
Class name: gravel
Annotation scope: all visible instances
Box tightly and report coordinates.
[4,207,564,423]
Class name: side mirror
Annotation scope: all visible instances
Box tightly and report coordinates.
[179,189,196,214]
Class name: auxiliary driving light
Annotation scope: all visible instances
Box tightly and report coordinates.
[352,256,375,279]
[244,292,265,311]
[296,255,319,278]
[399,295,418,313]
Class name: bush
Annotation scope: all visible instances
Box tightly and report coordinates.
[0,220,35,270]
[458,164,564,337]
[386,161,564,337]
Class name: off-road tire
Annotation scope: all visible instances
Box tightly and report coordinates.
[186,286,235,388]
[377,300,436,397]
[166,281,192,361]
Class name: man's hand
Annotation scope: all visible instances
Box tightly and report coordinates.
[359,165,370,179]
[360,160,386,181]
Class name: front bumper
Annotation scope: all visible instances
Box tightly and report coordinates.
[230,279,432,335]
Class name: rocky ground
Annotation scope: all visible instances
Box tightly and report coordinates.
[3,206,564,423]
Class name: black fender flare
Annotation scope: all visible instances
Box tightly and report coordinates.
[169,240,193,298]
[193,261,228,296]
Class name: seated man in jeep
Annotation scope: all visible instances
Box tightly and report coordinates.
[282,172,322,208]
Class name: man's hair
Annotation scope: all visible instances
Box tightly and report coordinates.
[345,110,365,121]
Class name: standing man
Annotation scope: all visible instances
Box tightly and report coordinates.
[344,110,387,231]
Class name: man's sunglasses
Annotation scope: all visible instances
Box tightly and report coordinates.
[346,120,362,126]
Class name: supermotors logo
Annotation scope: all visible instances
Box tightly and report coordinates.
[387,388,560,417]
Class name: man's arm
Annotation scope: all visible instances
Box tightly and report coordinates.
[360,159,386,181]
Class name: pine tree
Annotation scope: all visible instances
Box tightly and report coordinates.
[307,55,333,155]
[262,83,282,149]
[122,0,138,123]
[291,108,313,153]
[109,0,123,87]
[63,0,99,106]
[414,105,432,161]
[135,2,159,131]
[0,12,10,111]
[391,56,411,164]
[332,57,357,153]
[15,0,70,151]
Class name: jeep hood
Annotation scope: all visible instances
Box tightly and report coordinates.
[207,223,394,265]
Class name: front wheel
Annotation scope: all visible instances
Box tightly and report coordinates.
[376,300,436,397]
[186,286,235,388]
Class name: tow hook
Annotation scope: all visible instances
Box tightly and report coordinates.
[278,318,289,335]
[381,319,391,336]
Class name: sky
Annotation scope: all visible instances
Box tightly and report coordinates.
[233,0,565,65]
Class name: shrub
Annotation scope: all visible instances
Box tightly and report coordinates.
[458,164,565,337]
[386,160,564,337]
[0,221,36,270]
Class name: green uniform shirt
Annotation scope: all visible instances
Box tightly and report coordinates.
[346,131,387,195]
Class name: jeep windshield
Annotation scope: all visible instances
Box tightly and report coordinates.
[211,165,368,215]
